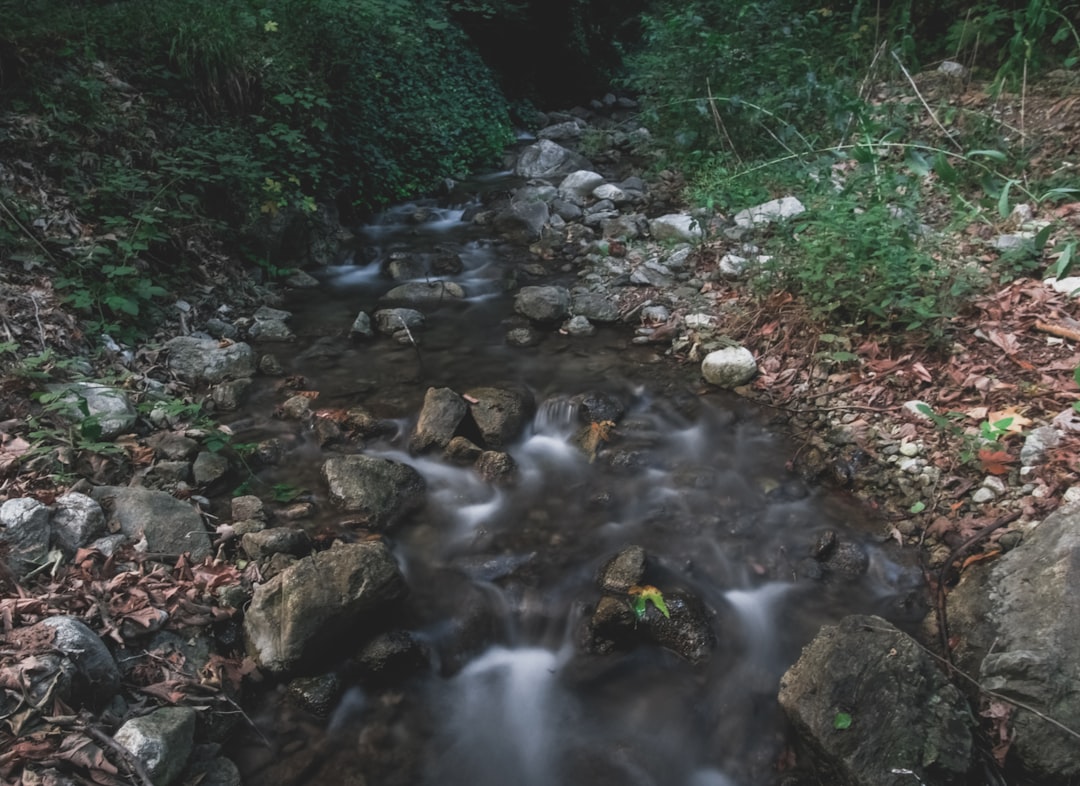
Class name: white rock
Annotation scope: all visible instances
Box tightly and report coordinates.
[733,196,806,228]
[1046,277,1080,295]
[649,214,703,243]
[701,346,757,388]
[558,170,606,199]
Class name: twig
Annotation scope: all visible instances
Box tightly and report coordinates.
[707,78,741,164]
[890,50,963,151]
[0,197,60,264]
[1034,320,1080,342]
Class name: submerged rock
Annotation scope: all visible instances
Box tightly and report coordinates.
[779,615,974,786]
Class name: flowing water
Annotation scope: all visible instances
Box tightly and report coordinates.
[228,193,926,786]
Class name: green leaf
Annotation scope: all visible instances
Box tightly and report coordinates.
[631,585,671,619]
[998,179,1015,219]
[905,150,931,177]
[909,501,926,513]
[834,712,853,730]
[1034,224,1054,253]
[966,149,1008,162]
[933,152,958,185]
[1052,241,1076,279]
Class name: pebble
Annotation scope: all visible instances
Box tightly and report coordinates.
[971,487,997,504]
[898,441,920,458]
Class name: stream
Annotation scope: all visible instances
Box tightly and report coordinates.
[226,189,926,786]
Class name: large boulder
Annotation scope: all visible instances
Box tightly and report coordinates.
[410,387,468,454]
[90,486,212,559]
[946,503,1080,782]
[244,540,408,672]
[514,139,591,180]
[165,337,256,384]
[779,615,974,786]
[321,454,426,529]
[464,386,534,449]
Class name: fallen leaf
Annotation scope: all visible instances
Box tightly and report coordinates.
[978,449,1015,475]
[988,407,1032,433]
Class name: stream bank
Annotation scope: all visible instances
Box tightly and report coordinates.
[3,86,1080,786]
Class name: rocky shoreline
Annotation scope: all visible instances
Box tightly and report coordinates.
[2,93,1079,785]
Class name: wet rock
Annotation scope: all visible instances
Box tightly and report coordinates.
[444,436,483,464]
[515,139,591,180]
[166,336,256,384]
[538,120,585,141]
[374,307,425,336]
[380,281,466,308]
[321,454,426,529]
[640,590,715,664]
[249,305,294,341]
[475,450,517,484]
[580,595,638,655]
[211,377,252,411]
[386,252,427,281]
[732,196,806,229]
[946,503,1080,782]
[350,311,374,338]
[464,386,534,449]
[812,530,870,579]
[90,486,211,559]
[649,213,703,243]
[562,315,595,336]
[0,497,52,577]
[355,630,430,683]
[779,615,974,786]
[241,527,311,561]
[244,540,408,672]
[51,492,106,557]
[575,391,625,424]
[514,285,571,322]
[288,673,342,717]
[409,387,467,454]
[506,326,543,347]
[182,754,242,786]
[598,545,646,592]
[701,346,757,388]
[45,382,136,439]
[258,353,284,375]
[279,393,313,420]
[494,199,550,243]
[114,706,197,786]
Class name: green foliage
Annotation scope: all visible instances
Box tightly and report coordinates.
[630,585,671,619]
[834,711,853,730]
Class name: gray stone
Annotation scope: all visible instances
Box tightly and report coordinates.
[356,630,430,681]
[598,545,646,593]
[558,170,606,199]
[374,308,425,336]
[494,200,550,242]
[946,503,1080,780]
[211,377,252,411]
[733,196,806,228]
[537,120,584,141]
[515,139,591,180]
[385,253,427,281]
[153,433,199,461]
[939,60,967,78]
[321,454,426,529]
[45,382,136,439]
[475,450,517,484]
[562,315,595,336]
[114,706,197,786]
[248,317,294,341]
[701,346,757,388]
[514,285,571,322]
[779,615,974,786]
[410,387,468,453]
[380,281,466,308]
[592,184,630,204]
[506,326,542,347]
[287,673,342,717]
[166,337,256,384]
[444,436,484,465]
[285,270,320,288]
[51,492,106,557]
[551,199,583,221]
[649,214,703,243]
[42,616,122,705]
[90,486,211,559]
[350,311,374,339]
[241,527,311,561]
[184,756,241,786]
[1021,425,1062,466]
[0,497,52,577]
[192,450,230,487]
[571,291,621,323]
[244,540,408,672]
[464,386,534,449]
[640,589,715,664]
[600,215,642,240]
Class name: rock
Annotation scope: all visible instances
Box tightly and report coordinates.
[40,616,121,705]
[410,387,468,453]
[640,589,715,664]
[558,170,606,199]
[939,60,967,78]
[380,281,466,308]
[571,291,621,323]
[1,497,52,577]
[464,386,534,449]
[241,527,311,561]
[166,337,256,384]
[601,214,643,240]
[946,503,1080,781]
[321,454,426,529]
[537,120,584,141]
[90,486,211,559]
[515,139,591,180]
[506,326,542,347]
[249,305,294,341]
[733,196,806,228]
[211,377,252,411]
[285,270,320,288]
[649,214,703,243]
[350,311,374,338]
[374,308,425,336]
[184,755,242,786]
[45,382,136,439]
[779,615,974,786]
[562,315,595,336]
[114,707,197,786]
[355,630,430,682]
[279,393,313,420]
[598,545,646,592]
[287,673,342,717]
[475,450,517,484]
[152,433,199,461]
[244,540,408,672]
[192,450,230,488]
[514,285,572,322]
[231,495,265,523]
[444,436,483,464]
[592,183,630,204]
[579,595,638,655]
[51,492,106,557]
[1021,425,1062,466]
[385,252,427,281]
[575,391,625,424]
[701,346,757,388]
[494,200,550,242]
